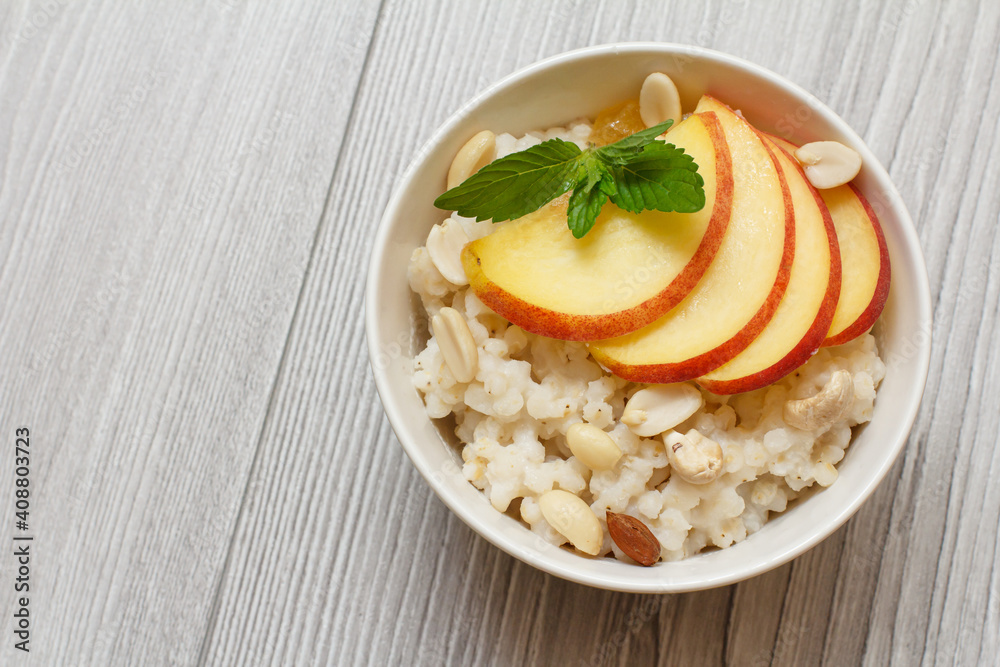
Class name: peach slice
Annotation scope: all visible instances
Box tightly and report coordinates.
[818,184,891,346]
[770,136,890,346]
[460,112,733,342]
[697,134,841,394]
[589,97,793,383]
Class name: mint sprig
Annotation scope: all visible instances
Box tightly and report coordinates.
[434,120,705,238]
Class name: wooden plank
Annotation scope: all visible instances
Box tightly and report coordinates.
[854,0,1000,664]
[725,565,793,665]
[0,1,381,664]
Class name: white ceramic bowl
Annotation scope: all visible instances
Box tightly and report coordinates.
[365,43,931,593]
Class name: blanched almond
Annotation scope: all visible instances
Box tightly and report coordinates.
[539,490,602,556]
[639,72,682,131]
[447,130,496,190]
[426,218,471,285]
[621,384,704,437]
[794,141,862,189]
[431,307,478,383]
[566,423,622,471]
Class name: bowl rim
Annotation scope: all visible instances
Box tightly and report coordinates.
[365,42,932,592]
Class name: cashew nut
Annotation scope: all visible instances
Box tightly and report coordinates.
[431,307,478,383]
[621,383,703,437]
[783,369,855,431]
[639,72,682,131]
[538,490,603,555]
[447,130,496,190]
[566,423,622,471]
[663,430,723,484]
[794,141,862,189]
[426,218,471,285]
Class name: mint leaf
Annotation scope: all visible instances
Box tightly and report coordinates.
[606,141,705,214]
[434,116,704,238]
[567,176,608,239]
[433,138,583,222]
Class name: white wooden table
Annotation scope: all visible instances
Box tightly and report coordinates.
[1,1,997,664]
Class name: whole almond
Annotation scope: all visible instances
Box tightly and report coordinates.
[606,511,661,566]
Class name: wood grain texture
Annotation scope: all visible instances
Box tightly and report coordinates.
[0,1,381,664]
[1,0,998,665]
